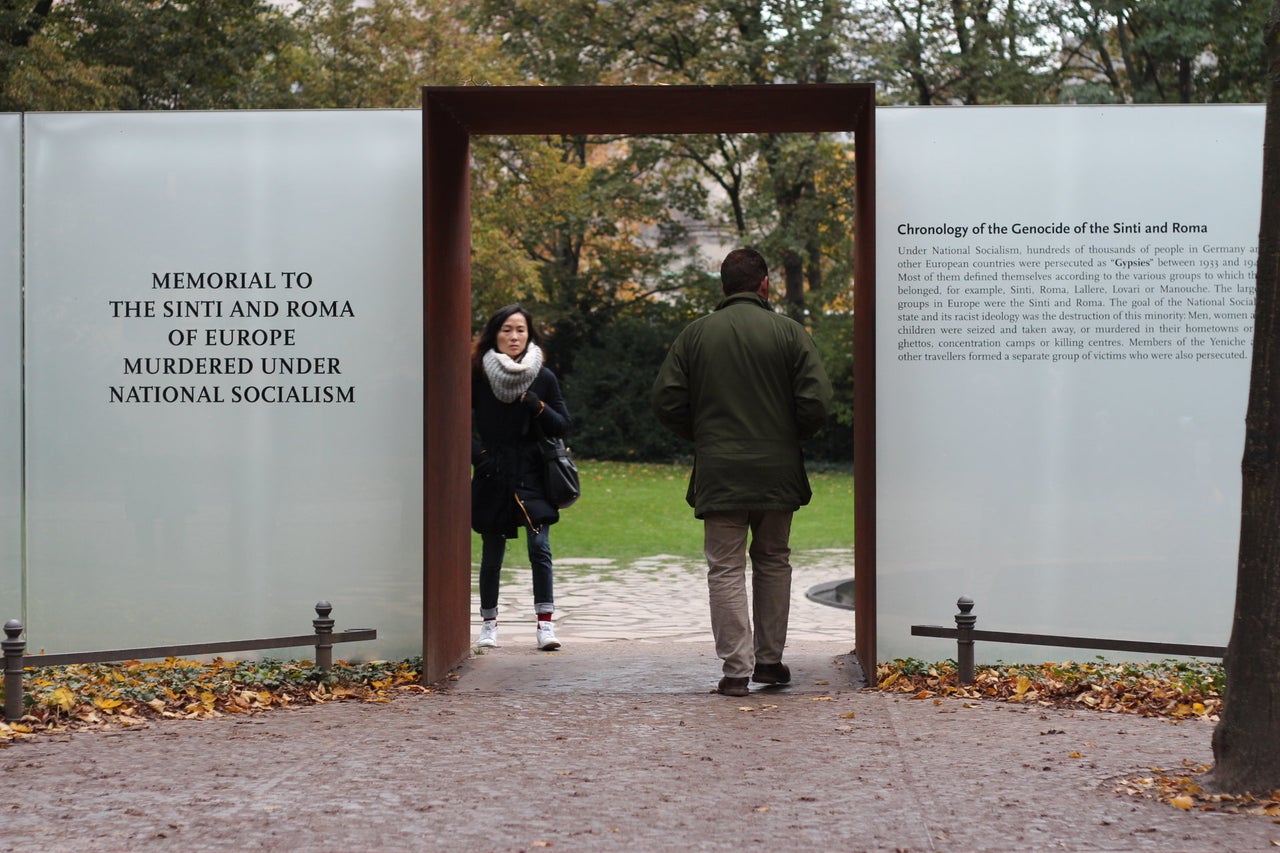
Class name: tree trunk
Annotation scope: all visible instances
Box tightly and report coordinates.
[1209,0,1280,795]
[6,0,53,48]
[781,249,805,308]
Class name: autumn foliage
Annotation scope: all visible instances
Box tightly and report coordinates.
[0,657,428,744]
[1,655,1230,747]
[875,658,1224,720]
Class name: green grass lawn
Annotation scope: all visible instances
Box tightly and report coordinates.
[471,460,854,566]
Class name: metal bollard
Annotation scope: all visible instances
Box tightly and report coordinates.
[3,619,26,722]
[313,601,335,675]
[955,596,976,685]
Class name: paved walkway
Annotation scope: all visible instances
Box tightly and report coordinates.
[472,550,858,644]
[2,553,1277,850]
[3,639,1277,851]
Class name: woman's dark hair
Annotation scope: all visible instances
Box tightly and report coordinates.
[471,304,544,377]
[720,247,769,295]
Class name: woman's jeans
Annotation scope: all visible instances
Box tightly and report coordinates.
[479,527,554,620]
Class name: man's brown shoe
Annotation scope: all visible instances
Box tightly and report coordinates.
[717,676,750,697]
[751,663,791,685]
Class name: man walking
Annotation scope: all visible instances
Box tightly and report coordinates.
[651,248,834,697]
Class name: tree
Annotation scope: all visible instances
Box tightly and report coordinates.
[599,0,859,457]
[465,0,857,460]
[1,0,302,111]
[851,0,1059,104]
[1,0,51,75]
[285,0,520,108]
[576,0,862,316]
[0,0,122,110]
[565,306,703,460]
[468,129,702,376]
[1052,0,1269,104]
[0,0,53,79]
[852,0,1269,106]
[1209,0,1280,794]
[466,0,710,365]
[1,30,122,111]
[281,0,559,321]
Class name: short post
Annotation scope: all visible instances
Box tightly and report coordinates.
[955,596,976,685]
[313,601,335,675]
[4,619,26,723]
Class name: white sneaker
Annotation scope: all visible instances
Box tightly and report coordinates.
[536,620,560,650]
[476,620,498,648]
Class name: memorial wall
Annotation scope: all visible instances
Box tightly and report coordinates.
[15,110,423,657]
[1,104,1264,665]
[876,105,1263,662]
[1,115,19,615]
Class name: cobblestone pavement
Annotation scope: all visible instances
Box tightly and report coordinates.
[3,553,1277,851]
[473,549,857,645]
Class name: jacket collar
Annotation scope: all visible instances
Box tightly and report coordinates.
[715,291,771,312]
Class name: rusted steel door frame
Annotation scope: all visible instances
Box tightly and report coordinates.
[422,85,877,684]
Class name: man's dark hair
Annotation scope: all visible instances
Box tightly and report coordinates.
[720,248,768,296]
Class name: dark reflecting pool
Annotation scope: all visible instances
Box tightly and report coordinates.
[805,577,855,611]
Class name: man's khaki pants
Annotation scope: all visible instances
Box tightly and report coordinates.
[703,509,794,678]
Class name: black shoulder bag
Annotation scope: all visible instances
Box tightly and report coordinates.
[533,420,581,509]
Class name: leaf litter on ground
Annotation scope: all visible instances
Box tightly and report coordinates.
[875,657,1223,720]
[4,654,1273,817]
[0,656,428,744]
[876,657,1280,816]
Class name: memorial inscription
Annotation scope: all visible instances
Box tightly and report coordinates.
[107,270,357,403]
[894,219,1257,365]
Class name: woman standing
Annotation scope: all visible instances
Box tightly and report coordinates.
[471,304,572,650]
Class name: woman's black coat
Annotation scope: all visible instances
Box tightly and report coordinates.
[471,367,572,538]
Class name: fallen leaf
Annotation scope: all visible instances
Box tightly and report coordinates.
[874,658,1223,721]
[45,686,77,713]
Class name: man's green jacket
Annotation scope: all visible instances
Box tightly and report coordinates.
[651,292,834,518]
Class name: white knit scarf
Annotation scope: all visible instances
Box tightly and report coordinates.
[482,342,544,402]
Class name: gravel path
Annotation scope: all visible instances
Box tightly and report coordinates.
[3,550,1274,851]
[3,640,1276,851]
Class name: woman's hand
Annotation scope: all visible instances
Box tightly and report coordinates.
[521,391,545,415]
[474,451,500,478]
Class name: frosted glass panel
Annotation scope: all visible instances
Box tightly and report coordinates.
[876,106,1260,662]
[0,114,19,622]
[24,111,422,657]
